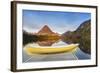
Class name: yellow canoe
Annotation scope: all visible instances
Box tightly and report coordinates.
[24,44,79,55]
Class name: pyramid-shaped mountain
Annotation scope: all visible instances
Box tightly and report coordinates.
[37,25,57,35]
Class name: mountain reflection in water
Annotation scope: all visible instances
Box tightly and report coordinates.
[37,40,59,46]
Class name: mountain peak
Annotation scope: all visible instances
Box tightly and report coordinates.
[43,25,49,28]
[43,25,51,30]
[36,25,59,36]
[37,25,54,35]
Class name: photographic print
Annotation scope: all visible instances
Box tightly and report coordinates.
[11,1,97,72]
[23,10,91,62]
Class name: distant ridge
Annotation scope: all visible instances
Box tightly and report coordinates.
[61,19,91,54]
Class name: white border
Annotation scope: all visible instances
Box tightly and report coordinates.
[17,3,96,69]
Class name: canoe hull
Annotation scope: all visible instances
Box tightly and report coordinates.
[24,44,79,55]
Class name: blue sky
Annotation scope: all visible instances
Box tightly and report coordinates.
[23,10,91,34]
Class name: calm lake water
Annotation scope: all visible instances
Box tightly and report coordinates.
[22,40,90,63]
